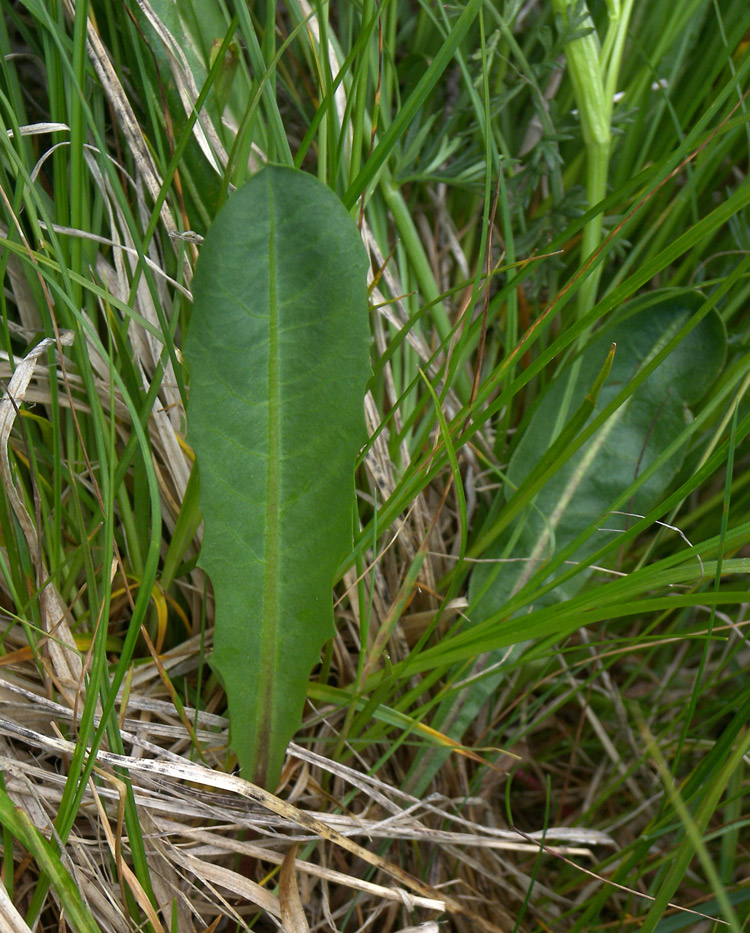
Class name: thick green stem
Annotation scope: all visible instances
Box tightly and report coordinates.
[553,0,611,319]
[549,0,633,443]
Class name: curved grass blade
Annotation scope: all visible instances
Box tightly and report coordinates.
[0,786,99,933]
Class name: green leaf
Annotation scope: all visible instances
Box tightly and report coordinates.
[406,293,726,794]
[471,292,726,617]
[185,165,370,788]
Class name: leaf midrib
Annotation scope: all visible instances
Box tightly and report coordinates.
[258,180,281,782]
